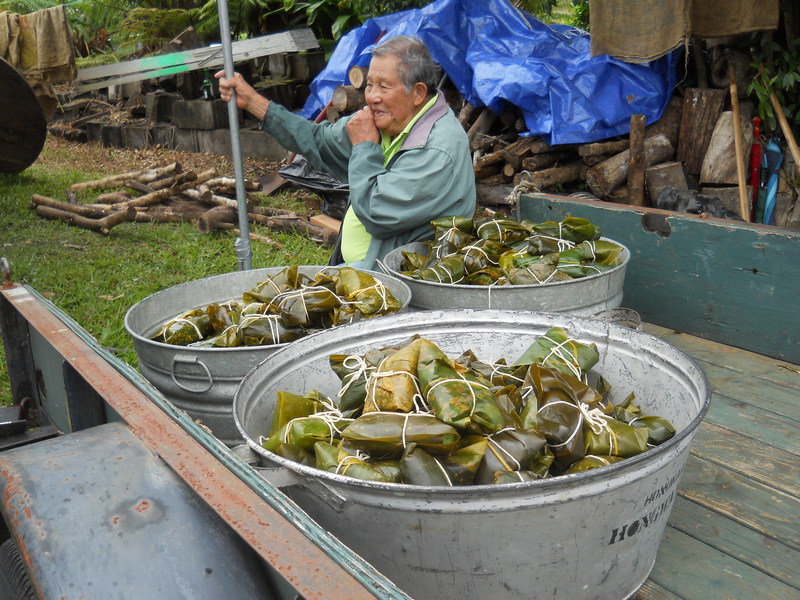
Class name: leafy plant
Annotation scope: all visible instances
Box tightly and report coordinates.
[748,35,800,139]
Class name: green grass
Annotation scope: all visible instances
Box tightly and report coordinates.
[0,147,329,405]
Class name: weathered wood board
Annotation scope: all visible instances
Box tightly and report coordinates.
[74,29,319,93]
[518,193,800,363]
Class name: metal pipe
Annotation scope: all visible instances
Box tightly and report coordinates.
[216,0,252,270]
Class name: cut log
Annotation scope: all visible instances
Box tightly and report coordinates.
[69,162,181,192]
[676,88,726,175]
[514,162,583,189]
[627,114,647,206]
[249,214,337,247]
[646,162,689,203]
[644,95,683,147]
[700,111,754,185]
[118,168,215,209]
[578,139,628,158]
[521,151,574,171]
[457,102,478,127]
[310,214,341,234]
[467,108,497,150]
[205,177,261,192]
[474,163,503,180]
[30,194,113,218]
[133,206,204,224]
[198,206,237,233]
[476,182,517,206]
[94,191,132,204]
[347,65,369,90]
[146,171,198,191]
[585,134,674,198]
[35,205,135,234]
[331,85,365,114]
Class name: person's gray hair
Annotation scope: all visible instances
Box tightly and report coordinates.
[371,36,441,97]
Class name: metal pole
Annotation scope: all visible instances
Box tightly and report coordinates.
[216,0,252,270]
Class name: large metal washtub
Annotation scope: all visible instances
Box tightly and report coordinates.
[124,266,411,446]
[380,239,630,314]
[234,309,711,600]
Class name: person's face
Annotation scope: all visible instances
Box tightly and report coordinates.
[365,54,427,138]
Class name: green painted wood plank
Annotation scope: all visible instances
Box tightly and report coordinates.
[667,496,800,588]
[632,580,684,599]
[647,526,800,600]
[678,455,800,549]
[519,194,800,363]
[698,362,798,423]
[704,393,799,453]
[74,29,319,92]
[689,421,799,496]
[643,324,800,389]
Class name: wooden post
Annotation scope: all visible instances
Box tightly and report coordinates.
[728,61,750,222]
[627,114,647,206]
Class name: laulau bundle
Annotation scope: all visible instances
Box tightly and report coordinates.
[400,215,625,285]
[150,266,404,347]
[262,328,676,486]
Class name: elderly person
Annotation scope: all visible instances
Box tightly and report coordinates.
[217,35,476,269]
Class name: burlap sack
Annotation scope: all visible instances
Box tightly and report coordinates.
[590,0,780,63]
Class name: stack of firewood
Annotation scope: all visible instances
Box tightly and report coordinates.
[327,62,798,224]
[30,163,338,246]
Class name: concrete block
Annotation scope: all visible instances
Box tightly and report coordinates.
[172,99,238,130]
[152,124,176,148]
[123,125,152,149]
[173,128,199,153]
[100,124,124,148]
[238,128,288,162]
[145,92,182,123]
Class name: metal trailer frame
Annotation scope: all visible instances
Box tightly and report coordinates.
[0,280,410,600]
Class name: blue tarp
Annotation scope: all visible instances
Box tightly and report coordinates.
[299,0,679,145]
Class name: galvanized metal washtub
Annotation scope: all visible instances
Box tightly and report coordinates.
[379,239,630,314]
[233,310,710,600]
[124,266,412,447]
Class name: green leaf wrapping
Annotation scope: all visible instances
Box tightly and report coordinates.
[152,308,214,345]
[475,428,548,484]
[513,327,600,377]
[314,442,398,483]
[416,338,505,433]
[363,338,424,413]
[340,412,461,459]
[566,455,626,473]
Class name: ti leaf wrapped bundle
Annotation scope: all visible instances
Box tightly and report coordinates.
[461,239,509,273]
[152,308,214,345]
[243,265,308,303]
[513,327,600,378]
[364,338,425,413]
[566,455,626,473]
[266,330,675,486]
[416,339,505,433]
[409,255,466,284]
[399,436,488,486]
[526,216,602,243]
[340,412,461,459]
[150,266,404,348]
[474,218,532,244]
[475,428,548,484]
[315,442,398,483]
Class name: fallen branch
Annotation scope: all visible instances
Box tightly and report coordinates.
[70,162,182,193]
[35,204,136,234]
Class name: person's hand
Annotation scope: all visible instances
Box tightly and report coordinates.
[215,71,269,120]
[346,106,380,145]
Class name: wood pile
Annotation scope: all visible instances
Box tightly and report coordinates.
[327,56,797,226]
[29,162,338,246]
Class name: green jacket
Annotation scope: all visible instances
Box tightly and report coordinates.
[260,94,476,269]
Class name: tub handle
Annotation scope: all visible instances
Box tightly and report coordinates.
[253,465,349,511]
[170,355,214,393]
[374,259,391,276]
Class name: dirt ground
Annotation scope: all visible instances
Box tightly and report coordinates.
[41,133,283,184]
